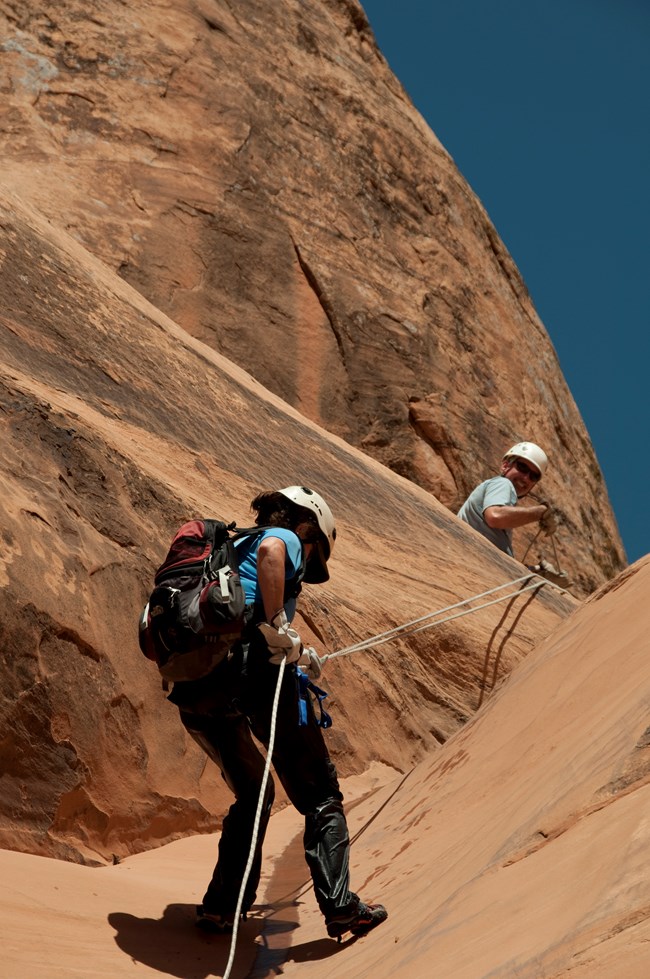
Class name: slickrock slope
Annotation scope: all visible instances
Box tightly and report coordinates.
[0,190,574,866]
[281,556,650,979]
[2,557,648,978]
[0,0,625,592]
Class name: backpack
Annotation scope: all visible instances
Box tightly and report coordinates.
[138,519,262,683]
[138,519,305,683]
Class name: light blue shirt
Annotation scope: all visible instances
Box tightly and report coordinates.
[457,476,517,555]
[235,527,303,618]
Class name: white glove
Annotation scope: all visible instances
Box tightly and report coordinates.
[539,507,557,536]
[297,646,325,680]
[258,609,302,665]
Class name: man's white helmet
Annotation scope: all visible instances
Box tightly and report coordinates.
[503,442,548,477]
[279,486,336,583]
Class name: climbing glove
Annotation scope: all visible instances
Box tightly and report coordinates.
[258,609,303,665]
[539,507,557,536]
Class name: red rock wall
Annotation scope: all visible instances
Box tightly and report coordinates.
[0,192,574,864]
[0,0,625,593]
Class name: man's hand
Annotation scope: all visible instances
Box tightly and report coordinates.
[258,609,303,665]
[539,507,557,536]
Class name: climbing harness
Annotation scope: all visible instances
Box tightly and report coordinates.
[220,569,567,976]
[297,671,332,728]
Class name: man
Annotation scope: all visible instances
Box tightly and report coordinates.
[457,442,556,556]
[167,485,387,941]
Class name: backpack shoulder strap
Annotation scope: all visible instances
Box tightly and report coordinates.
[286,547,306,598]
[231,524,270,543]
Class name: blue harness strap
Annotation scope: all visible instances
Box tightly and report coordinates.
[297,669,332,729]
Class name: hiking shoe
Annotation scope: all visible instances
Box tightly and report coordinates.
[326,901,388,942]
[195,905,240,934]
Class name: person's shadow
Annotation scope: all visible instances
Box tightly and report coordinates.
[108,902,345,978]
[108,903,258,979]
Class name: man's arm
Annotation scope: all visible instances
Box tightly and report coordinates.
[484,504,548,530]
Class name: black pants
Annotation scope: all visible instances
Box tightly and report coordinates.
[174,646,356,921]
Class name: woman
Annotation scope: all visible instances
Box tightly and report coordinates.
[168,485,387,941]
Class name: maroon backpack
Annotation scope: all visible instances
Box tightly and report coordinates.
[138,520,264,683]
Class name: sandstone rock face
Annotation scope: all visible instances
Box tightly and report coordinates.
[0,0,625,593]
[0,190,574,864]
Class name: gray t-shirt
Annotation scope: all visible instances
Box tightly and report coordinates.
[457,476,517,555]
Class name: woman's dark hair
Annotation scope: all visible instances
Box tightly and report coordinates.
[250,491,321,541]
[251,491,299,529]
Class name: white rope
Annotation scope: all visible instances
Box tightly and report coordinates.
[325,573,561,662]
[329,580,548,661]
[329,573,533,656]
[222,656,286,979]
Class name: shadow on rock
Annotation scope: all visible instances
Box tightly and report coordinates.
[108,902,262,978]
[247,913,346,977]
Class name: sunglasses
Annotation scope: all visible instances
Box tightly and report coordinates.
[511,458,540,481]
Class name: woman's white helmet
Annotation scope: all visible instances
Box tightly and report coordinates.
[279,486,336,583]
[503,441,548,477]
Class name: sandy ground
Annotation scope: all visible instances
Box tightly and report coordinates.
[0,764,398,979]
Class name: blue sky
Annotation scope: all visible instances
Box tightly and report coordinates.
[361,0,649,564]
